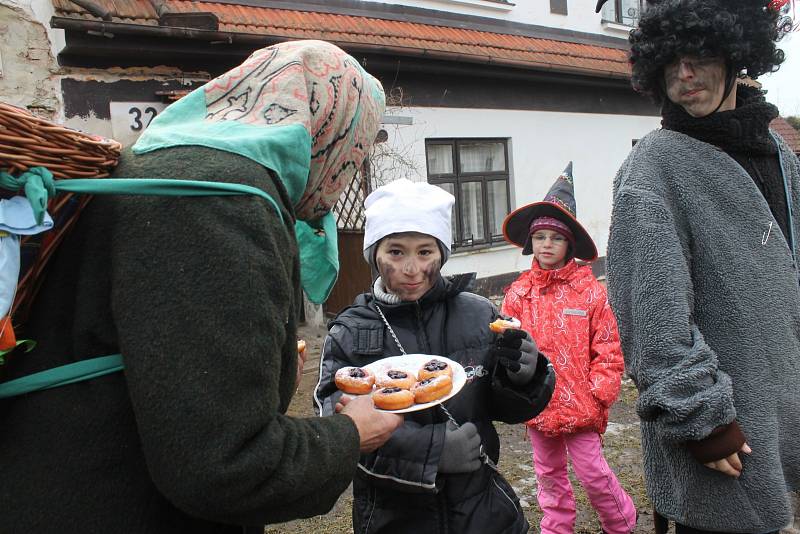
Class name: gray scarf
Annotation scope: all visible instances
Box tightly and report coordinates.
[372,277,401,305]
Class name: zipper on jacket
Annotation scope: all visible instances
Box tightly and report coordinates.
[364,485,377,534]
[414,301,432,354]
[771,133,798,273]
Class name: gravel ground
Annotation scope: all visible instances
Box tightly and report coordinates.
[265,323,799,534]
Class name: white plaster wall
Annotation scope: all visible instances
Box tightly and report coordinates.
[380,106,661,278]
[0,0,61,118]
[366,0,628,38]
[3,0,64,60]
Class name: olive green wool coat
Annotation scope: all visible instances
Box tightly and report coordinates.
[0,146,360,533]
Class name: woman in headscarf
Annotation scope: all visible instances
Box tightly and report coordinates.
[0,40,401,533]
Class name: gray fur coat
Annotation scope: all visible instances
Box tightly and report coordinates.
[607,128,800,532]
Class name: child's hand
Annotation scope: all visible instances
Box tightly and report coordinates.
[493,329,540,385]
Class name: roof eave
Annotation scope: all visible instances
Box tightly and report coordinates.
[50,16,631,81]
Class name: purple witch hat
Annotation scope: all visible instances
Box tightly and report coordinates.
[501,162,598,260]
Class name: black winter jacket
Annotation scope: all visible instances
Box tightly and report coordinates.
[314,275,555,534]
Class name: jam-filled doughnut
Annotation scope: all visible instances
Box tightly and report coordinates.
[334,366,375,395]
[489,318,522,334]
[372,387,415,410]
[418,359,453,380]
[376,369,416,390]
[412,375,453,404]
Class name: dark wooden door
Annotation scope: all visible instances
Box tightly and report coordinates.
[324,230,372,316]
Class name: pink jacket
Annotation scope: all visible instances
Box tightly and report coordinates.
[502,259,624,435]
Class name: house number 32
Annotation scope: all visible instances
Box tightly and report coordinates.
[128,105,159,131]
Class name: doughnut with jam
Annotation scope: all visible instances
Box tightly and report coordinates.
[376,369,416,390]
[489,318,521,334]
[418,359,453,380]
[412,375,453,404]
[373,387,415,410]
[334,366,375,395]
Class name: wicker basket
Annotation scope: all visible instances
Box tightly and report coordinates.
[0,102,121,178]
[0,101,122,326]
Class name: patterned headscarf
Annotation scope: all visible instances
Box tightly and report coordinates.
[135,39,385,221]
[133,40,385,303]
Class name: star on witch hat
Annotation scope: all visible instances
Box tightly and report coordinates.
[502,162,598,261]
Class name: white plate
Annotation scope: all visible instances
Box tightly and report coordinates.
[361,354,466,413]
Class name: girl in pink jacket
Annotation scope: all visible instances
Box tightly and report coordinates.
[501,163,636,534]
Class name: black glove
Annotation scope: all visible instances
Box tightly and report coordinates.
[438,421,482,474]
[493,328,540,385]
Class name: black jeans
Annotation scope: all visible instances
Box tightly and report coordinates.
[655,511,779,534]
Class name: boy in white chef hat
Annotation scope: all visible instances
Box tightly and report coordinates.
[361,178,453,300]
[315,178,555,534]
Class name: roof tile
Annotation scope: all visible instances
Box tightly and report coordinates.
[771,117,800,153]
[51,0,631,77]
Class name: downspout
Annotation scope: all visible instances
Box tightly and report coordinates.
[148,0,170,19]
[66,0,112,21]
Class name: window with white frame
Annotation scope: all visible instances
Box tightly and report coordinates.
[425,139,511,250]
[601,0,646,26]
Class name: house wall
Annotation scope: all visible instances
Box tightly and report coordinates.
[0,0,61,119]
[379,106,661,279]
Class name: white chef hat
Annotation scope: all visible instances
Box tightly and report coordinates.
[363,179,454,260]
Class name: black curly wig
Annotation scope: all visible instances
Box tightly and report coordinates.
[629,0,786,102]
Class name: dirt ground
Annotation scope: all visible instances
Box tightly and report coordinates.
[266,323,800,534]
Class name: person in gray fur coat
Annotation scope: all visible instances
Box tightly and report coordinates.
[606,1,800,533]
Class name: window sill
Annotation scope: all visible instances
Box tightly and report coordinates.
[601,20,635,34]
[425,0,515,12]
[452,242,517,256]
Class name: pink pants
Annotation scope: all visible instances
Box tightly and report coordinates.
[528,428,637,534]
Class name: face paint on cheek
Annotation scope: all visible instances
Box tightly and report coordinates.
[421,259,442,282]
[376,257,398,291]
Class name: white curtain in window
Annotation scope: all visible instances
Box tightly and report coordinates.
[486,181,508,237]
[460,182,484,242]
[621,0,643,25]
[434,182,458,243]
[602,0,643,24]
[459,143,505,173]
[427,145,453,175]
[601,1,616,21]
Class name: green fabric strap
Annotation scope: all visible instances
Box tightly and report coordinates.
[0,168,284,225]
[57,178,284,225]
[0,354,123,399]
